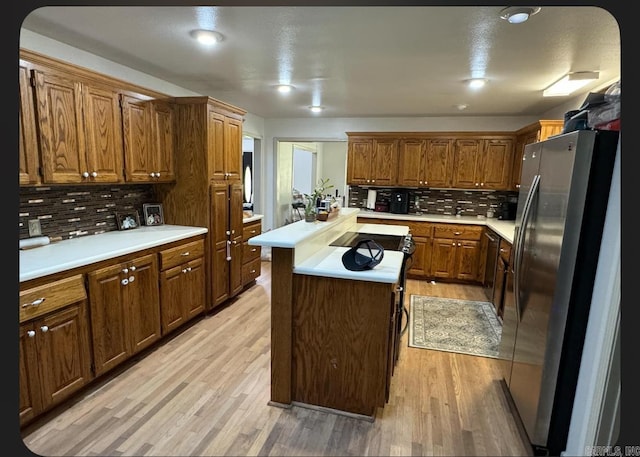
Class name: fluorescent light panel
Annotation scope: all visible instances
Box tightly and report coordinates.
[543,71,599,97]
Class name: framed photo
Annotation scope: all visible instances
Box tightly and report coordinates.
[116,211,141,230]
[143,203,164,226]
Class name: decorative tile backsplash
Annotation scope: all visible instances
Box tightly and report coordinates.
[19,185,157,240]
[348,186,519,217]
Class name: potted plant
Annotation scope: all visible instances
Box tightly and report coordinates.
[303,178,333,222]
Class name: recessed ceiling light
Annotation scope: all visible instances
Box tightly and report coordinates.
[499,6,541,24]
[309,106,324,113]
[466,78,487,89]
[276,84,294,93]
[189,29,224,45]
[455,104,468,111]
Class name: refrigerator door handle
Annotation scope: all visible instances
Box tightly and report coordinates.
[513,173,540,322]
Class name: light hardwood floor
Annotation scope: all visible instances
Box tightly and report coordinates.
[22,261,533,456]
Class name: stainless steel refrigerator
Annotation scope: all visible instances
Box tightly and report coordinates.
[498,129,619,455]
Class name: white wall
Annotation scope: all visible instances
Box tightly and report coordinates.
[319,142,348,201]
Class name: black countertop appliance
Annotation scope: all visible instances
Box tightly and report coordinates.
[499,200,517,220]
[390,190,409,214]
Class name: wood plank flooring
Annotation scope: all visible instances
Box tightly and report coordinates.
[21,262,533,456]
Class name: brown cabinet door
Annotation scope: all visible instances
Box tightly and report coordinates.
[151,100,175,182]
[225,117,243,181]
[229,182,244,297]
[19,63,40,186]
[397,139,425,187]
[346,138,372,185]
[160,264,187,334]
[19,322,42,425]
[208,110,226,181]
[481,139,513,190]
[88,263,130,376]
[121,94,153,182]
[424,139,453,187]
[185,257,206,319]
[127,254,161,354]
[36,303,92,410]
[33,70,86,184]
[82,83,124,183]
[371,138,398,186]
[451,139,481,188]
[454,240,481,281]
[430,238,457,279]
[407,236,431,278]
[210,182,230,307]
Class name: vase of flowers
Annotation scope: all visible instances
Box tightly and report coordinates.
[303,178,334,222]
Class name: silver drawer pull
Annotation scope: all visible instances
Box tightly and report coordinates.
[22,297,46,308]
[454,231,461,235]
[250,269,256,274]
[250,230,256,234]
[181,251,190,256]
[251,248,257,252]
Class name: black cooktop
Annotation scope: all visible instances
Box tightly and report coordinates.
[329,232,404,251]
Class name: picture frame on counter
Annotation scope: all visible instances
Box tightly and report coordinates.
[116,211,141,230]
[143,203,164,226]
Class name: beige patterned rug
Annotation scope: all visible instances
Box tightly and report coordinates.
[408,295,502,358]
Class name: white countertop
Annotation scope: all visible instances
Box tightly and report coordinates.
[249,208,361,248]
[20,225,208,283]
[243,213,264,224]
[356,211,515,244]
[294,246,405,284]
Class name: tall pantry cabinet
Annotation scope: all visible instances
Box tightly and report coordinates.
[155,96,246,311]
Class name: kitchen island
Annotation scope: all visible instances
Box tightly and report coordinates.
[249,208,408,419]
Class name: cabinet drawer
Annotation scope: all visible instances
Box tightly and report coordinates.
[433,224,483,240]
[20,275,86,323]
[243,241,261,263]
[160,238,205,270]
[243,221,262,240]
[499,239,512,263]
[406,221,433,237]
[242,257,261,284]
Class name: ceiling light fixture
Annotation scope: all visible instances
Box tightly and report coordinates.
[189,29,224,45]
[276,84,294,93]
[309,106,324,113]
[543,71,600,97]
[499,6,541,24]
[455,104,469,111]
[467,78,487,89]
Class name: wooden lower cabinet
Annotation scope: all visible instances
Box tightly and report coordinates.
[431,238,481,281]
[159,238,206,334]
[19,275,92,427]
[87,253,161,377]
[242,219,262,286]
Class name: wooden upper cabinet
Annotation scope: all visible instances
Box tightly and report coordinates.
[452,137,513,190]
[512,120,563,190]
[397,139,425,187]
[122,94,175,183]
[346,137,373,185]
[451,139,482,188]
[346,135,398,186]
[19,61,40,186]
[33,69,124,184]
[208,106,243,182]
[482,139,514,190]
[424,139,453,188]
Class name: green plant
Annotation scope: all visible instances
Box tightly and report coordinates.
[303,178,334,216]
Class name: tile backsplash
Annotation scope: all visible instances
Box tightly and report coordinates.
[348,186,518,217]
[19,185,157,240]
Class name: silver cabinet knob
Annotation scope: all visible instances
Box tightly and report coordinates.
[182,268,188,274]
[121,278,129,285]
[458,243,461,246]
[155,172,160,178]
[40,325,49,333]
[27,330,36,338]
[122,268,129,274]
[91,171,98,178]
[129,276,135,282]
[130,265,136,272]
[82,171,90,178]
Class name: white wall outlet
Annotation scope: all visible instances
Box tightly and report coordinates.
[28,219,42,237]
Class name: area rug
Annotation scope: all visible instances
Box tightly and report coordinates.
[408,295,502,358]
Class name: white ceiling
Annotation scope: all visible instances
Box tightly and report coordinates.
[21,5,621,119]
